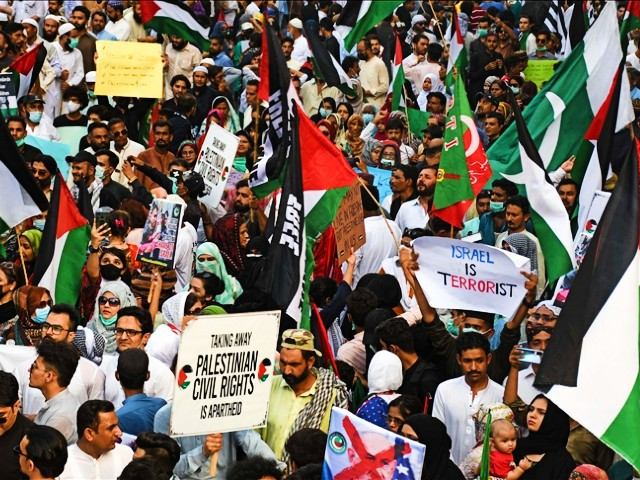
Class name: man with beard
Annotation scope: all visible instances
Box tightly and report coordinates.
[233,180,267,235]
[90,10,117,41]
[395,165,437,232]
[557,178,579,217]
[108,117,145,186]
[474,92,498,147]
[69,151,102,211]
[85,122,111,154]
[69,5,96,74]
[134,121,175,191]
[357,37,389,108]
[96,150,131,209]
[190,66,217,124]
[164,35,201,101]
[5,22,27,54]
[124,1,156,43]
[53,23,84,118]
[208,35,233,68]
[31,155,57,199]
[382,165,418,220]
[105,0,131,41]
[260,329,348,461]
[7,116,42,167]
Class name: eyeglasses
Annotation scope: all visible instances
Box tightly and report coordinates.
[29,360,49,373]
[528,312,558,323]
[385,415,404,425]
[536,38,547,43]
[41,323,69,334]
[112,129,128,137]
[31,168,48,176]
[98,296,121,307]
[36,299,53,309]
[13,445,29,459]
[115,327,143,337]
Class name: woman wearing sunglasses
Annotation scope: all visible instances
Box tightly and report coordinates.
[11,286,52,346]
[86,280,137,354]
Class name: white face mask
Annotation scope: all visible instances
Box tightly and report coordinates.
[65,100,82,113]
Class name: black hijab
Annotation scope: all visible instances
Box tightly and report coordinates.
[515,394,570,456]
[403,414,464,480]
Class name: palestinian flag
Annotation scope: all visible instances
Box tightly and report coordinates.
[249,22,296,198]
[262,103,356,328]
[335,0,402,52]
[488,2,633,239]
[140,0,209,51]
[577,60,631,233]
[621,0,640,54]
[32,172,90,305]
[8,43,46,99]
[444,9,468,91]
[0,110,49,252]
[388,34,405,112]
[303,20,356,97]
[505,84,575,284]
[535,138,640,472]
[563,1,588,58]
[432,74,491,229]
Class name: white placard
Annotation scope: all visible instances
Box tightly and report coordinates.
[413,236,530,317]
[193,122,240,208]
[169,311,281,437]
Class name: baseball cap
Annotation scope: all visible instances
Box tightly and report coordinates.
[476,92,499,106]
[281,329,322,357]
[182,171,205,198]
[24,94,45,105]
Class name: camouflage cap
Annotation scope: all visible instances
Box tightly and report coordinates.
[281,329,322,357]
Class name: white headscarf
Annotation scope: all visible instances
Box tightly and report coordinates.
[367,351,403,394]
[417,73,441,111]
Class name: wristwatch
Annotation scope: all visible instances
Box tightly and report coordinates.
[88,245,101,254]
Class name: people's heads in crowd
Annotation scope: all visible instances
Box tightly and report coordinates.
[41,303,80,343]
[31,155,57,191]
[17,425,68,479]
[455,332,492,384]
[0,371,20,436]
[133,431,181,479]
[386,395,423,433]
[29,337,80,392]
[279,329,321,388]
[557,178,579,214]
[284,428,328,471]
[115,306,154,351]
[227,456,283,480]
[77,400,121,456]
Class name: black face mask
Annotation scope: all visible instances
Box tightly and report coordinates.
[100,263,122,281]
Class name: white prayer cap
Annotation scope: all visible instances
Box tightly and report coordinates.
[21,18,38,30]
[289,18,303,30]
[44,14,62,23]
[200,58,215,66]
[241,22,253,31]
[193,66,209,74]
[85,71,97,83]
[58,23,75,37]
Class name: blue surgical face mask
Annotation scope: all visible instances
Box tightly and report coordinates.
[99,314,118,326]
[33,306,51,324]
[490,200,505,213]
[462,326,492,336]
[363,113,375,125]
[33,219,46,231]
[319,108,331,118]
[95,165,106,180]
[510,86,520,95]
[29,112,43,124]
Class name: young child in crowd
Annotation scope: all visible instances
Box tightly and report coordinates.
[487,419,531,479]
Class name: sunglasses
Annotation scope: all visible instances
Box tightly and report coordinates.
[536,38,547,43]
[31,168,48,176]
[528,312,557,322]
[385,415,404,425]
[112,129,128,137]
[98,296,121,307]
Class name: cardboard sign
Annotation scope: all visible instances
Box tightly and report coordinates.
[95,41,163,99]
[170,311,281,437]
[137,199,184,269]
[322,407,425,480]
[333,181,366,263]
[412,236,530,317]
[524,59,560,88]
[0,73,17,117]
[193,122,240,208]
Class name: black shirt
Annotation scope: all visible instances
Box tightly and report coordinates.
[0,413,32,480]
[398,357,440,413]
[53,114,88,127]
[100,180,132,209]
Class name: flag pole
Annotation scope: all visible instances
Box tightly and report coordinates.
[401,84,413,142]
[18,240,29,286]
[426,1,447,41]
[357,177,401,252]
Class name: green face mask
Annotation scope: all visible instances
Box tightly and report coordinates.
[69,37,79,49]
[477,28,488,37]
[15,137,25,147]
[99,314,118,326]
[536,45,547,52]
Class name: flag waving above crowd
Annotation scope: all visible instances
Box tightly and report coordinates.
[1,1,640,479]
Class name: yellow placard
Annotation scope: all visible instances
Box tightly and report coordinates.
[95,40,163,99]
[523,59,560,89]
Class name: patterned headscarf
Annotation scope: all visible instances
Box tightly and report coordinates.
[570,465,609,480]
[89,280,137,353]
[12,286,49,346]
[21,229,42,259]
[502,233,538,272]
[195,242,243,304]
[211,95,241,133]
[211,213,245,275]
[473,402,515,443]
[362,138,383,166]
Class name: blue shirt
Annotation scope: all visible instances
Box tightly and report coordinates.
[95,29,118,41]
[117,393,166,436]
[214,51,234,68]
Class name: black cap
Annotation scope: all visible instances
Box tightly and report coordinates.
[183,171,205,197]
[319,17,334,31]
[66,150,97,167]
[24,94,45,105]
[476,92,500,106]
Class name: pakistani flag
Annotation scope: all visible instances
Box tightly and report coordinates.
[335,0,402,52]
[488,2,633,242]
[262,103,356,328]
[140,0,209,50]
[249,22,296,198]
[0,112,49,240]
[535,139,640,472]
[32,173,90,305]
[303,20,356,97]
[432,73,491,229]
[507,84,576,285]
[444,9,468,91]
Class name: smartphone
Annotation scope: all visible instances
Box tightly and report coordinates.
[95,206,112,227]
[518,346,543,365]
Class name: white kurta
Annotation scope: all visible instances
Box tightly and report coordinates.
[60,443,133,480]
